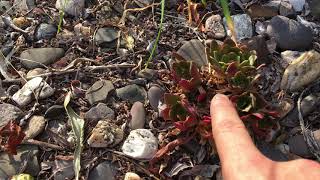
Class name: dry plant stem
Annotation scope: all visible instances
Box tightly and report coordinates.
[23,139,64,151]
[187,0,192,24]
[298,82,320,161]
[1,16,29,34]
[118,2,160,26]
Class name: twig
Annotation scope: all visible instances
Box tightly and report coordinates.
[23,139,64,151]
[1,15,29,34]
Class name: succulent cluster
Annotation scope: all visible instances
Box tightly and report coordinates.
[159,39,279,144]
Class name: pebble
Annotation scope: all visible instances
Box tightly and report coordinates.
[135,0,153,8]
[266,16,313,50]
[84,103,115,122]
[129,102,145,130]
[279,1,296,17]
[87,120,124,148]
[74,23,91,36]
[255,21,266,35]
[35,23,57,40]
[0,145,39,179]
[281,51,320,92]
[12,77,55,107]
[247,3,279,18]
[257,142,288,161]
[14,0,35,13]
[85,80,115,105]
[205,15,226,39]
[122,129,158,159]
[280,50,302,68]
[177,39,207,67]
[20,48,65,69]
[288,0,305,11]
[88,161,116,180]
[288,134,312,157]
[137,68,157,80]
[55,0,85,17]
[0,103,24,128]
[26,68,45,79]
[44,105,65,119]
[12,17,30,29]
[95,27,119,47]
[281,93,320,127]
[23,115,46,140]
[124,172,141,180]
[116,84,147,103]
[148,86,164,110]
[223,14,253,41]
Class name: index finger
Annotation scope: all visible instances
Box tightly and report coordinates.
[210,94,265,166]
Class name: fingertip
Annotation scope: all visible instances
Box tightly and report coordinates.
[211,94,230,106]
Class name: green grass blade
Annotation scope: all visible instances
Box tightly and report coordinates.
[220,0,237,42]
[145,0,165,69]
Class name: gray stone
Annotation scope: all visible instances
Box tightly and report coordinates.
[85,80,114,105]
[223,14,253,41]
[137,68,157,80]
[0,145,39,179]
[205,15,226,39]
[88,161,116,180]
[84,103,115,121]
[12,77,55,107]
[122,129,158,159]
[177,39,207,67]
[23,115,46,140]
[311,0,320,17]
[280,1,296,17]
[288,134,312,157]
[56,0,85,17]
[266,16,313,50]
[148,86,164,110]
[257,142,288,161]
[0,103,24,128]
[45,105,65,119]
[95,27,119,47]
[288,0,305,11]
[247,3,279,18]
[35,23,57,40]
[135,0,152,7]
[129,102,145,130]
[20,48,65,69]
[53,159,74,180]
[116,84,147,103]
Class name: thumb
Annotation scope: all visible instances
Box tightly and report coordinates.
[210,94,266,166]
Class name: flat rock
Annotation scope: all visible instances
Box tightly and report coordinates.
[280,50,302,68]
[20,48,65,69]
[148,86,164,110]
[88,161,116,180]
[53,159,74,180]
[45,105,65,119]
[85,80,114,105]
[95,27,119,47]
[12,77,55,107]
[0,145,39,179]
[84,103,115,122]
[116,84,147,103]
[281,51,320,92]
[55,0,85,17]
[122,129,158,159]
[177,39,207,67]
[23,115,46,140]
[137,68,157,80]
[35,23,57,40]
[0,103,23,128]
[223,14,253,41]
[87,120,123,148]
[288,134,312,157]
[205,15,226,39]
[288,0,305,11]
[129,102,145,130]
[266,16,313,50]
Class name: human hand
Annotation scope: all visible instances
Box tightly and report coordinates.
[210,94,320,180]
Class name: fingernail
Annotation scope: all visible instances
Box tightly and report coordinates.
[212,94,227,105]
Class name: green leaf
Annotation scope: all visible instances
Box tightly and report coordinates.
[248,54,257,66]
[232,71,250,88]
[164,93,181,106]
[64,92,84,180]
